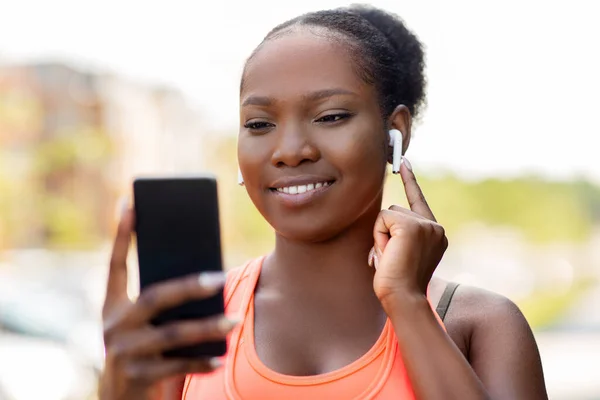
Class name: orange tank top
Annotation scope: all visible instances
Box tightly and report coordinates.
[182,256,445,399]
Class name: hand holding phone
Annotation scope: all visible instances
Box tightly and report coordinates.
[100,206,236,400]
[99,176,235,399]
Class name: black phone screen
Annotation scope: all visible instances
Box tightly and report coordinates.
[133,175,226,358]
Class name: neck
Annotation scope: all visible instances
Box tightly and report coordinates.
[263,201,382,298]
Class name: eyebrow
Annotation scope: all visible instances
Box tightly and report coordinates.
[241,88,357,107]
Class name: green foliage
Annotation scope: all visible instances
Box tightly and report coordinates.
[33,127,113,174]
[0,88,44,131]
[384,172,597,243]
[39,194,100,249]
[0,124,114,249]
[517,278,594,329]
[0,151,41,249]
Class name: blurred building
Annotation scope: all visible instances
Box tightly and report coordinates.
[0,62,207,249]
[99,74,207,187]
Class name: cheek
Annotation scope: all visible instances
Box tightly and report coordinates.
[327,126,388,210]
[237,134,271,203]
[327,124,387,180]
[238,134,268,176]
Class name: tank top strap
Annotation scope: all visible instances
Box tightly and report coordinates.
[182,257,264,398]
[223,256,264,317]
[426,283,447,331]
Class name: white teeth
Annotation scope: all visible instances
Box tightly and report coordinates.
[275,181,330,195]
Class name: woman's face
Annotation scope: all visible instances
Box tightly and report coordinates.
[238,29,389,242]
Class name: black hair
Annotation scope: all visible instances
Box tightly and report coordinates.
[244,4,427,120]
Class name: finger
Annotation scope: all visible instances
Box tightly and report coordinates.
[113,315,239,357]
[124,357,221,383]
[388,205,430,221]
[373,209,423,252]
[373,209,394,256]
[373,210,422,273]
[127,272,227,327]
[399,157,436,221]
[105,206,134,312]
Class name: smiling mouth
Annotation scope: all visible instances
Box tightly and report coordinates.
[270,180,335,195]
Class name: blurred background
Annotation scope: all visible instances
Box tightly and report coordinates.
[0,0,598,399]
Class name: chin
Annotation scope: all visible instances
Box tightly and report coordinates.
[273,221,345,243]
[267,206,373,244]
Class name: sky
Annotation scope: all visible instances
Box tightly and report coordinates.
[1,0,599,182]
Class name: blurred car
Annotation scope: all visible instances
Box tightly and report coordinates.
[536,284,600,400]
[0,274,103,400]
[0,332,98,400]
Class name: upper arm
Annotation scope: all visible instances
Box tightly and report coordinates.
[459,287,548,400]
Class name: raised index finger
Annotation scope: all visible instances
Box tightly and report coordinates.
[399,157,437,222]
[104,206,134,312]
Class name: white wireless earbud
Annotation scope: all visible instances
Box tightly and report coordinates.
[238,169,245,186]
[388,129,403,174]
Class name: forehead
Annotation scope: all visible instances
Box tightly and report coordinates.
[241,29,373,102]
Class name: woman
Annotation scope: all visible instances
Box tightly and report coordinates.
[100,5,547,400]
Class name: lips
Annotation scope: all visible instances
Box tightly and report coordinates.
[268,175,336,207]
[274,181,332,195]
[269,175,336,190]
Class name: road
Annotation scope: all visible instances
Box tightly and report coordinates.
[535,284,600,400]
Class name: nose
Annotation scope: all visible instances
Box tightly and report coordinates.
[270,124,320,168]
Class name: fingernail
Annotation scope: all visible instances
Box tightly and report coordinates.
[218,316,241,334]
[368,247,375,268]
[402,156,412,171]
[209,357,223,369]
[198,271,226,290]
[115,196,129,219]
[374,246,383,269]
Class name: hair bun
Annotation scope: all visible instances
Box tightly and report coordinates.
[348,4,426,118]
[251,4,427,119]
[348,5,405,55]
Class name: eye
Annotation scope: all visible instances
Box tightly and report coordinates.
[244,121,275,131]
[315,113,353,124]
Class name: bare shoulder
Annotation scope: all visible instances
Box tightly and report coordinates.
[450,282,526,327]
[432,277,527,327]
[430,277,534,357]
[431,277,548,399]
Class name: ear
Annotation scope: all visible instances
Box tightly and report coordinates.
[388,105,412,155]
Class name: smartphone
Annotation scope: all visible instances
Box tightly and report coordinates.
[133,175,226,358]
